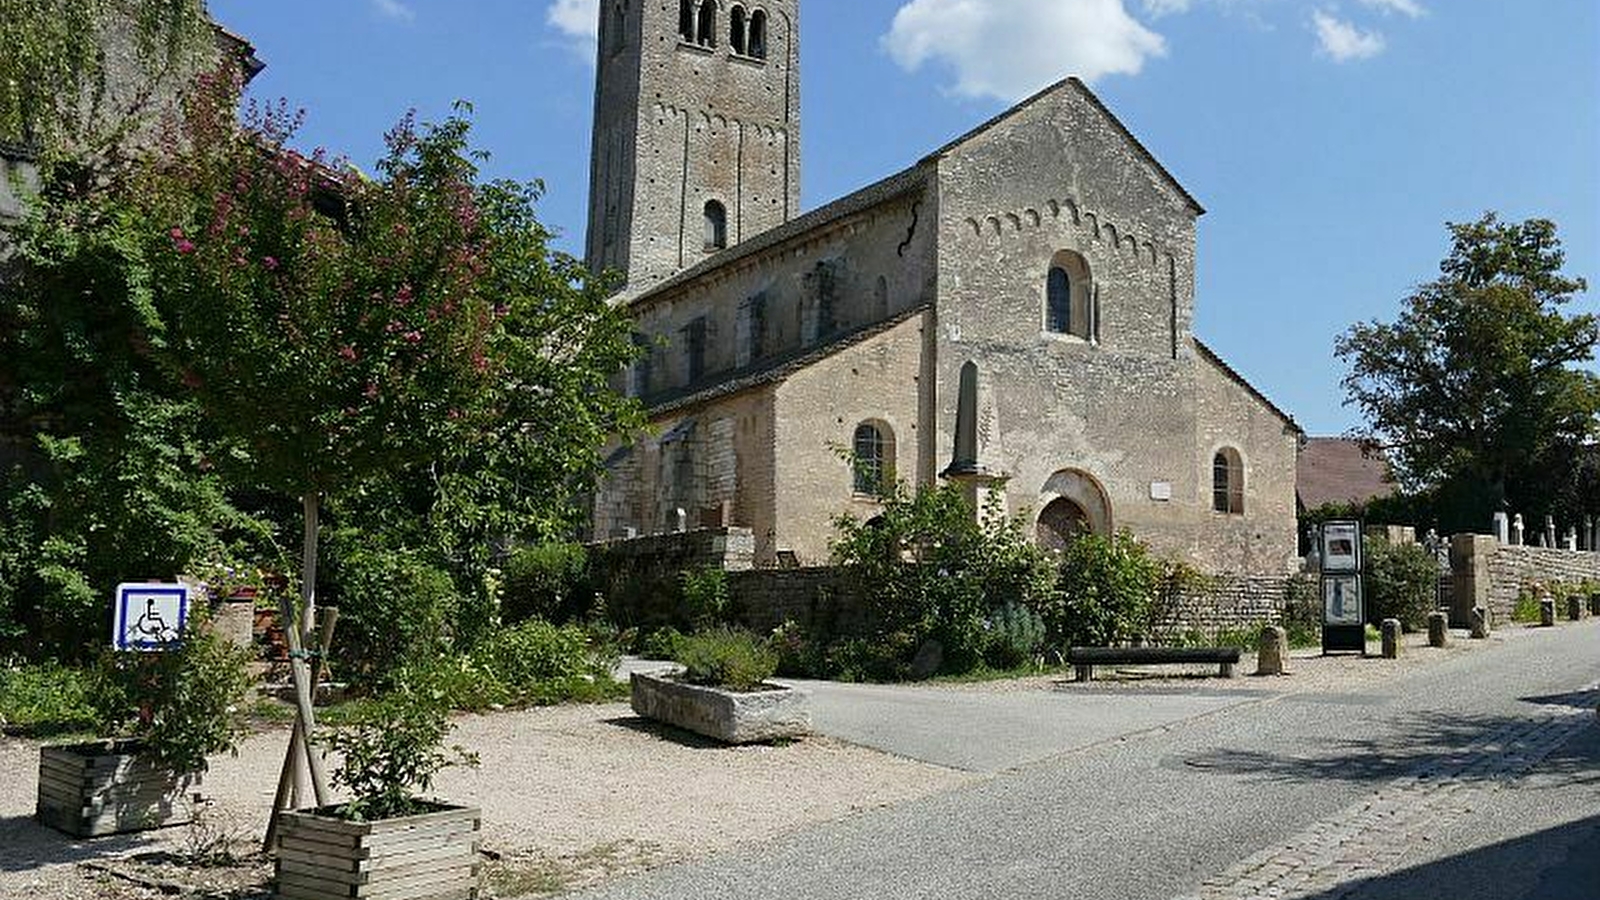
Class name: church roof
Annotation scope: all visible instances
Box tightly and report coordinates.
[1297,438,1396,511]
[628,164,928,307]
[643,303,932,418]
[1195,340,1301,434]
[925,76,1203,216]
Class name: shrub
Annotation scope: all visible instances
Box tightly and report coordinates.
[319,690,478,822]
[822,633,917,684]
[1045,531,1163,648]
[0,662,98,736]
[829,482,1054,677]
[983,603,1046,669]
[680,566,731,628]
[1282,575,1322,648]
[88,617,254,773]
[326,545,461,691]
[770,620,826,679]
[394,619,623,711]
[1512,589,1543,624]
[637,626,686,661]
[674,627,778,691]
[1364,539,1439,631]
[502,543,590,625]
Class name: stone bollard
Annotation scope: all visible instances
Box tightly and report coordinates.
[1257,625,1289,676]
[1569,596,1585,622]
[1470,607,1491,639]
[1590,594,1600,618]
[1540,596,1557,628]
[1381,619,1403,659]
[1427,612,1449,648]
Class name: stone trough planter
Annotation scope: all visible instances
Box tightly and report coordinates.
[273,802,481,900]
[35,740,200,838]
[630,672,810,744]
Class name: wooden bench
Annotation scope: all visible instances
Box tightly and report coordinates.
[1066,646,1243,682]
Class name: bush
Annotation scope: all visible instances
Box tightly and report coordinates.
[637,626,686,661]
[829,482,1055,677]
[680,566,731,628]
[0,662,97,736]
[327,546,461,691]
[983,603,1046,669]
[674,627,777,691]
[396,619,623,711]
[88,617,254,773]
[1045,531,1163,648]
[822,633,917,683]
[502,543,590,625]
[319,690,478,822]
[1364,539,1439,631]
[1282,575,1322,648]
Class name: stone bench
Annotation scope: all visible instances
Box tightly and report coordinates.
[1067,646,1243,682]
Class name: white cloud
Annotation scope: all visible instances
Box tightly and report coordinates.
[884,0,1167,101]
[1313,10,1385,61]
[1358,0,1425,18]
[548,0,600,41]
[370,0,415,22]
[1143,0,1193,17]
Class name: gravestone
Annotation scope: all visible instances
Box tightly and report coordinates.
[1564,528,1578,552]
[1256,626,1289,676]
[1545,515,1557,549]
[673,508,688,534]
[1381,619,1403,659]
[1511,514,1525,546]
[1492,512,1510,545]
[1427,612,1449,648]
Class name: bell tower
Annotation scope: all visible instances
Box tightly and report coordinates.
[585,0,801,296]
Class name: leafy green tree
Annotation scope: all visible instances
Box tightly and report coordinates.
[1336,214,1599,532]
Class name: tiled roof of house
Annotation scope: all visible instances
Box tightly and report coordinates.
[1297,437,1396,511]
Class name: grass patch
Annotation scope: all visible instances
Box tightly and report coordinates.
[924,662,1066,685]
[0,663,99,738]
[1512,592,1543,624]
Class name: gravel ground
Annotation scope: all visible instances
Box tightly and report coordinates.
[0,701,973,898]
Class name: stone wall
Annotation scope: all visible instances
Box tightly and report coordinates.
[1449,534,1600,626]
[1150,574,1310,640]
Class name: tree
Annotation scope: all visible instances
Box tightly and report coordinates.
[0,0,212,148]
[1336,214,1599,533]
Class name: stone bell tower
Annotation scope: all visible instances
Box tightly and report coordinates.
[585,0,801,296]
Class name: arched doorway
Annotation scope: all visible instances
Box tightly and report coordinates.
[1037,498,1091,551]
[1037,468,1112,550]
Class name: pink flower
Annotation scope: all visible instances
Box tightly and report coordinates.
[394,285,414,307]
[364,382,379,400]
[338,345,358,361]
[263,256,279,271]
[403,330,423,345]
[170,226,185,240]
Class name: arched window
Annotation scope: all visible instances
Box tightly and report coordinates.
[747,9,768,59]
[696,0,717,47]
[678,0,694,42]
[1044,250,1093,340]
[853,421,894,496]
[1046,267,1072,334]
[1213,448,1244,515]
[703,199,727,250]
[730,5,747,55]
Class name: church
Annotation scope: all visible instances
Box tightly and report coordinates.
[587,0,1301,575]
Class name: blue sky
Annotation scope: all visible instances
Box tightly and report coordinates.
[210,0,1597,436]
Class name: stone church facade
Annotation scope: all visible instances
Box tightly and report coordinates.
[587,0,1301,575]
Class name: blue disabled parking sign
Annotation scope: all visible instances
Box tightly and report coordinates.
[113,583,190,651]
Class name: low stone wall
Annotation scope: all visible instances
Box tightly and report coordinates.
[1450,535,1600,626]
[1150,574,1309,640]
[588,528,757,631]
[728,568,864,637]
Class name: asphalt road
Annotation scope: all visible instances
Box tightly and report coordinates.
[587,622,1600,900]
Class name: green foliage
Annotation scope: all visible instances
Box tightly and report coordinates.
[637,626,686,662]
[673,627,778,691]
[1363,539,1440,631]
[983,602,1046,670]
[1045,531,1164,648]
[502,543,589,625]
[1282,575,1323,648]
[88,617,253,773]
[679,566,731,628]
[821,633,917,684]
[1511,590,1543,624]
[395,619,622,712]
[325,544,460,691]
[0,0,212,147]
[829,481,1055,676]
[1337,214,1598,532]
[0,661,98,736]
[318,690,478,822]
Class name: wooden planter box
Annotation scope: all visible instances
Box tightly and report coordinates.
[35,740,200,838]
[274,802,481,900]
[630,672,811,744]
